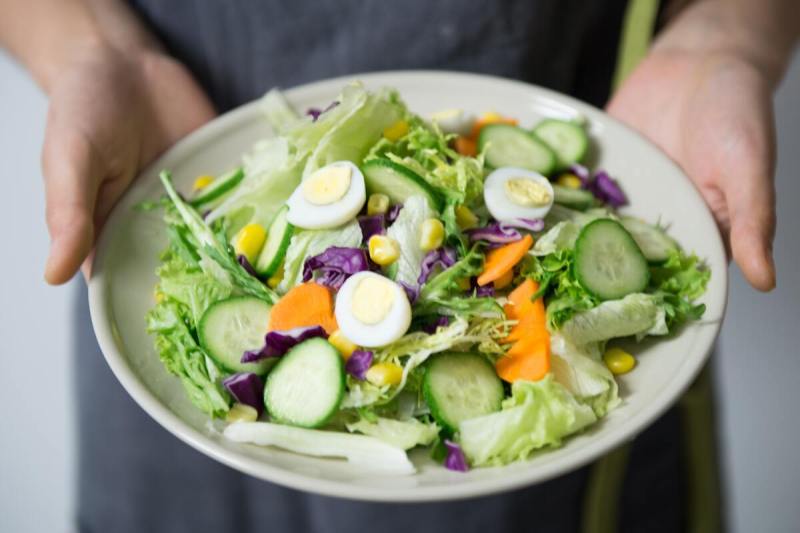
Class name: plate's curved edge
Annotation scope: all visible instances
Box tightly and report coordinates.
[88,70,728,502]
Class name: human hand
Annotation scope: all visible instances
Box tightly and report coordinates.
[42,44,215,284]
[608,50,776,290]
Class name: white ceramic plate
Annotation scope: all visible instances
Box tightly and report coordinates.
[88,71,727,502]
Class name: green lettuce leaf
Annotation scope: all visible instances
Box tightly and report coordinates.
[648,250,710,329]
[278,219,363,292]
[346,416,439,450]
[156,251,232,328]
[146,300,230,418]
[458,375,596,466]
[560,293,667,345]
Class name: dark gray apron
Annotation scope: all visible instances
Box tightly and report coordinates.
[74,2,704,531]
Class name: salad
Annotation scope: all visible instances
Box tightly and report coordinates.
[145,83,709,474]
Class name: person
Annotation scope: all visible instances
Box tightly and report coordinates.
[1,1,797,532]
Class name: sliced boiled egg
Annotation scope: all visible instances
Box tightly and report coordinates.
[483,167,554,223]
[428,109,475,136]
[286,161,366,229]
[334,271,412,348]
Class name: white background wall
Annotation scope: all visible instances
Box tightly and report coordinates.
[0,50,798,533]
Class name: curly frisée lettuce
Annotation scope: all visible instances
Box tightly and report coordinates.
[143,82,711,472]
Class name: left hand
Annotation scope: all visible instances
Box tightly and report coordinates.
[607,49,777,291]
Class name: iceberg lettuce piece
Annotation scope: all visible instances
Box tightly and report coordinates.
[459,375,596,466]
[346,416,439,450]
[278,219,363,292]
[224,421,415,475]
[531,221,581,256]
[260,88,300,134]
[386,195,434,287]
[560,293,666,345]
[550,334,620,417]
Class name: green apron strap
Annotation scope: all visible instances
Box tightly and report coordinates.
[679,365,724,533]
[581,442,632,533]
[612,0,661,90]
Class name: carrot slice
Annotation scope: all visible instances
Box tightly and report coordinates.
[494,269,514,290]
[268,282,338,334]
[477,234,533,286]
[454,136,477,157]
[496,334,550,382]
[496,278,551,382]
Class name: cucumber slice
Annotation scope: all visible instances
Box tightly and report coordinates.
[619,216,679,263]
[264,338,345,428]
[198,296,273,374]
[478,124,557,175]
[190,168,245,209]
[532,119,589,169]
[552,184,595,211]
[255,205,293,277]
[574,219,650,300]
[361,159,444,212]
[423,352,504,434]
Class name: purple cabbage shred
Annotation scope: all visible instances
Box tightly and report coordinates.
[386,204,403,224]
[222,372,264,415]
[237,255,259,278]
[418,247,458,285]
[399,281,420,304]
[241,325,327,363]
[357,215,385,242]
[345,350,374,380]
[587,170,627,208]
[306,100,339,122]
[443,440,469,472]
[303,246,370,290]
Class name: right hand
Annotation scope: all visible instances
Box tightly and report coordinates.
[42,44,215,284]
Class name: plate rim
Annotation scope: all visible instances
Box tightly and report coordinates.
[88,69,728,502]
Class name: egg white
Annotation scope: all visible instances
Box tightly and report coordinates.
[286,161,366,230]
[483,167,555,222]
[334,272,412,348]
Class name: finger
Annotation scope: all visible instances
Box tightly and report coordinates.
[723,127,777,291]
[42,119,101,285]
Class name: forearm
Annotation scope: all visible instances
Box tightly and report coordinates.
[0,0,159,91]
[657,0,799,87]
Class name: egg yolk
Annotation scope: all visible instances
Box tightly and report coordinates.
[504,177,552,207]
[302,165,352,205]
[351,276,395,325]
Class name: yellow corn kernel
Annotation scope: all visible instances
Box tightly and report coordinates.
[153,285,165,303]
[455,205,479,230]
[456,277,473,291]
[419,218,445,252]
[328,329,358,360]
[383,120,409,141]
[368,235,400,266]
[234,223,267,264]
[225,403,258,423]
[603,347,636,375]
[366,362,403,386]
[267,263,284,288]
[480,111,505,122]
[556,173,583,189]
[367,193,390,216]
[494,269,514,289]
[193,175,215,191]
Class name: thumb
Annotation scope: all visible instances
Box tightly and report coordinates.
[42,119,101,285]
